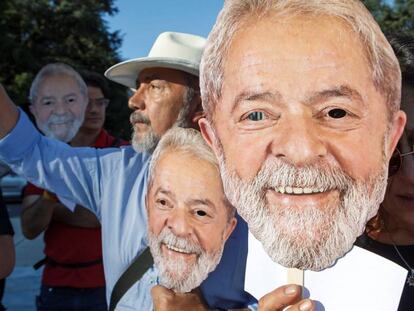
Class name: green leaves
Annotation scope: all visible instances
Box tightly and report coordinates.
[0,0,131,139]
[363,0,414,34]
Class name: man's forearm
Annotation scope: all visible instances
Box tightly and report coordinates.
[53,204,101,228]
[21,195,55,239]
[0,84,19,139]
[0,235,15,279]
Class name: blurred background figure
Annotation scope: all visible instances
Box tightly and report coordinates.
[70,70,127,148]
[357,33,414,311]
[21,66,126,311]
[0,162,15,311]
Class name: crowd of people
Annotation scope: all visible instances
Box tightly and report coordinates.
[0,0,413,310]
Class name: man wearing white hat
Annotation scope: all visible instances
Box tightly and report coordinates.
[0,31,257,310]
[105,31,204,153]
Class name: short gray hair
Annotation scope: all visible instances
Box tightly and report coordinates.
[29,63,88,104]
[148,127,236,221]
[200,0,401,120]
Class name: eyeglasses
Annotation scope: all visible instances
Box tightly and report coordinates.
[88,98,109,108]
[388,146,414,177]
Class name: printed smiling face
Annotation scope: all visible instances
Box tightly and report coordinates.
[147,149,236,292]
[200,14,405,270]
[30,74,87,142]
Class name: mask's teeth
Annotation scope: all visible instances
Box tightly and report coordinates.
[274,186,328,194]
[166,244,191,254]
[303,187,312,194]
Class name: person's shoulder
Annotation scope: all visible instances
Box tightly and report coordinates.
[96,129,130,148]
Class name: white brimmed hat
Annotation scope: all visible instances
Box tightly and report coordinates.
[105,32,206,89]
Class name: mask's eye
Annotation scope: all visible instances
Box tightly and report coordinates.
[196,210,207,217]
[42,99,54,106]
[328,108,347,119]
[247,111,265,121]
[158,199,167,206]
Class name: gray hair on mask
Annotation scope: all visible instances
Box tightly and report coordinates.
[148,127,236,221]
[29,63,88,104]
[200,0,401,122]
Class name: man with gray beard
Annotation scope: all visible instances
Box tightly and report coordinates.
[199,0,406,309]
[128,84,195,153]
[106,32,204,153]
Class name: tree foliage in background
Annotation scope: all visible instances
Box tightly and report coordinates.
[0,0,132,139]
[363,0,414,35]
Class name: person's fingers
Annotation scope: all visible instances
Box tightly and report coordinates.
[151,285,175,311]
[285,299,315,311]
[151,285,173,298]
[258,284,302,311]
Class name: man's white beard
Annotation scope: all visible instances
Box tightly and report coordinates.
[38,113,83,142]
[131,127,160,153]
[218,156,388,271]
[131,111,189,153]
[148,227,224,293]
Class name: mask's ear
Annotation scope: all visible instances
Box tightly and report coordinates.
[199,117,221,158]
[387,110,406,159]
[223,217,237,242]
[29,104,35,116]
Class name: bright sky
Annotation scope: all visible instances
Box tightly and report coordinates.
[106,0,224,61]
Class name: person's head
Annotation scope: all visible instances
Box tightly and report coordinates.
[29,63,88,142]
[368,33,414,233]
[105,32,206,153]
[199,0,406,271]
[146,127,237,293]
[80,71,111,132]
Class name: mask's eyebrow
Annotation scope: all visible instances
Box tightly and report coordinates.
[153,187,176,200]
[231,90,282,114]
[186,198,216,212]
[305,85,364,106]
[63,93,78,99]
[40,96,55,101]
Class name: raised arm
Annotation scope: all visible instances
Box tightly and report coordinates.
[0,84,125,218]
[0,191,15,279]
[0,84,19,139]
[21,194,55,239]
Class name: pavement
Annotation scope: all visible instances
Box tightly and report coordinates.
[3,204,44,311]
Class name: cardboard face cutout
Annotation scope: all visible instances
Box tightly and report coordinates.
[204,13,405,272]
[30,73,86,143]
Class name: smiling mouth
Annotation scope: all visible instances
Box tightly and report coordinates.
[273,186,330,195]
[163,243,194,255]
[50,122,71,128]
